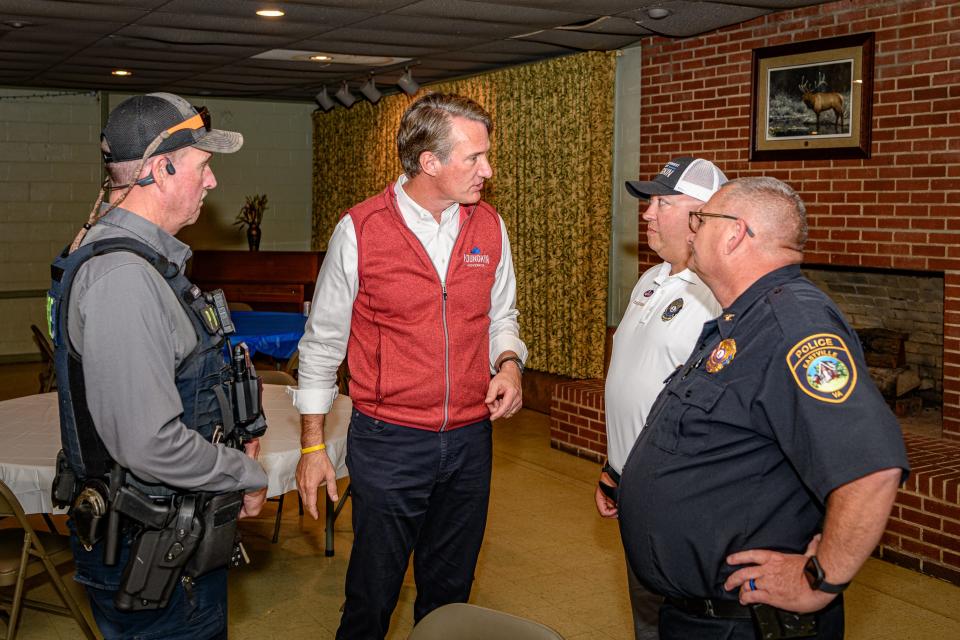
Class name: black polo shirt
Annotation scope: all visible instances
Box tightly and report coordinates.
[618,264,910,600]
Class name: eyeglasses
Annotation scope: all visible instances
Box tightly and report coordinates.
[688,211,756,237]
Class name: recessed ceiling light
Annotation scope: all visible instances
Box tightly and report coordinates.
[309,55,332,62]
[647,7,671,19]
[3,20,33,29]
[256,9,284,17]
[111,69,132,77]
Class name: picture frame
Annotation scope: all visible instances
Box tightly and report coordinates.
[749,32,874,161]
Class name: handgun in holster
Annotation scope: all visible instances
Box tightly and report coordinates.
[113,491,202,611]
[110,487,245,611]
[751,604,817,639]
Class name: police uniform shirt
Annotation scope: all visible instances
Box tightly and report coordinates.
[605,262,721,474]
[618,264,909,599]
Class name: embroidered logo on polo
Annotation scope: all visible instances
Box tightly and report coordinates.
[705,338,737,373]
[462,246,490,267]
[661,298,684,321]
[787,333,857,403]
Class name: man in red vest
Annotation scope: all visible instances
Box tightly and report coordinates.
[290,93,527,639]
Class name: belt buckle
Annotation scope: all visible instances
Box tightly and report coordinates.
[704,600,716,618]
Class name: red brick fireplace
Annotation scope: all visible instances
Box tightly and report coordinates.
[550,0,960,585]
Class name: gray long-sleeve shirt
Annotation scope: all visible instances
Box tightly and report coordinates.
[66,207,267,493]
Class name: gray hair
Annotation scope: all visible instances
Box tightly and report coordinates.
[396,93,492,178]
[723,177,808,250]
[103,147,185,187]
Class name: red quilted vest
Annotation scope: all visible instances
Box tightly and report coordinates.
[346,185,502,431]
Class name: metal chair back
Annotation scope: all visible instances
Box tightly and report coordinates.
[0,480,98,639]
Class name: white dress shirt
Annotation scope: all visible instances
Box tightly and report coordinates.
[604,262,722,474]
[290,175,527,415]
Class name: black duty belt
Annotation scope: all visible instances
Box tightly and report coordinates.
[667,597,752,620]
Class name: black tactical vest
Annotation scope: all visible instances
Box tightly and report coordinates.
[47,238,234,484]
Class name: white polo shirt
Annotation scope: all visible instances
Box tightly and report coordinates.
[605,262,722,474]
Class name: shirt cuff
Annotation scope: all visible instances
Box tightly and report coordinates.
[490,336,528,372]
[287,385,339,415]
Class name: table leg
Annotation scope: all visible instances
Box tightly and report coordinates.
[42,513,59,534]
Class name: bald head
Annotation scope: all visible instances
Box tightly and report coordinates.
[721,177,807,254]
[689,176,808,307]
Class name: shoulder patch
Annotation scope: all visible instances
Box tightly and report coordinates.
[786,333,857,403]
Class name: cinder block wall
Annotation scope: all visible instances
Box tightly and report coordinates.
[0,89,315,359]
[0,89,101,360]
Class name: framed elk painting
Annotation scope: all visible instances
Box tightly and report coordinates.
[750,33,874,161]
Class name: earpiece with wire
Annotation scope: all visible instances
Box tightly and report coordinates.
[135,160,176,187]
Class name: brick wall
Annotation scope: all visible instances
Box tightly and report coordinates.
[551,384,960,586]
[879,434,960,585]
[550,379,606,463]
[637,0,960,438]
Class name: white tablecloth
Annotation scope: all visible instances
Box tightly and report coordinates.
[0,385,350,514]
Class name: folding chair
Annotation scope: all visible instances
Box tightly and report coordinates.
[0,480,97,639]
[29,325,56,394]
[408,603,565,640]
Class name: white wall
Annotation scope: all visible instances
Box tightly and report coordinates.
[0,88,316,358]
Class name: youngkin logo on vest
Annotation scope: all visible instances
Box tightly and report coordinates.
[463,246,490,267]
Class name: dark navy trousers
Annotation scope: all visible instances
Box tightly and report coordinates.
[336,410,493,640]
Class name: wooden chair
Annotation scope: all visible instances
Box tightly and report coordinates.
[29,325,56,394]
[0,480,97,639]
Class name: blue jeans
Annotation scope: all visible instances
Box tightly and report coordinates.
[69,521,228,640]
[337,410,493,640]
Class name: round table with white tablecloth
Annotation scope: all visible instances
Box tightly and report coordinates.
[0,384,350,513]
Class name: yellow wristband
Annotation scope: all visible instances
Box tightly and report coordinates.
[300,443,326,455]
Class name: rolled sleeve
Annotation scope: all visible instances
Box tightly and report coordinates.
[286,385,338,415]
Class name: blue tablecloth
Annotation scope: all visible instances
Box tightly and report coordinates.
[227,311,306,360]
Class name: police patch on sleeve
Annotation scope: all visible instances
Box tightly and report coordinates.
[786,333,858,403]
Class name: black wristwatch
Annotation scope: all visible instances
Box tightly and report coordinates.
[803,555,850,594]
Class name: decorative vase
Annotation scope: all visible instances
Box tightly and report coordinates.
[246,224,261,251]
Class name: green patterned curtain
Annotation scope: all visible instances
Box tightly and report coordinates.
[312,51,615,378]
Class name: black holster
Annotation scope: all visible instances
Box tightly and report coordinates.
[113,490,243,611]
[751,604,817,639]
